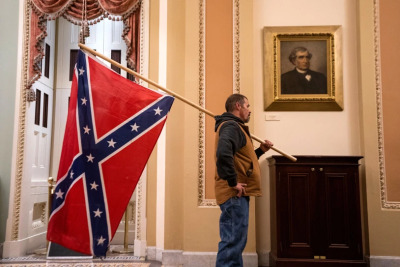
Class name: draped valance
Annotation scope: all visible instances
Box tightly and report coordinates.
[27,0,141,96]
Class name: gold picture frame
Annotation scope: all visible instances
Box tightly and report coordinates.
[263,26,343,111]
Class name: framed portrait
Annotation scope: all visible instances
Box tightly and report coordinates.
[263,26,343,111]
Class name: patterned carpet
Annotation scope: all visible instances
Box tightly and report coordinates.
[1,264,150,267]
[1,250,151,267]
[1,257,150,267]
[0,258,151,267]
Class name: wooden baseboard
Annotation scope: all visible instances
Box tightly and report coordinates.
[270,254,367,267]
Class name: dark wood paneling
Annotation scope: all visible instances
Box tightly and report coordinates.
[269,156,366,267]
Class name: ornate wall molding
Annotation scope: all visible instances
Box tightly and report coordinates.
[10,0,31,241]
[197,0,240,206]
[135,180,143,240]
[373,0,400,209]
[139,0,145,81]
[233,0,240,93]
[197,0,214,207]
[135,0,146,240]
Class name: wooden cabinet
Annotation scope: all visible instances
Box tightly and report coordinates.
[268,156,367,266]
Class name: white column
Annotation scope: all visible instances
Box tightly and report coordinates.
[4,0,31,257]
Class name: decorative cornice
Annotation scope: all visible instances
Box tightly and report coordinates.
[373,0,400,209]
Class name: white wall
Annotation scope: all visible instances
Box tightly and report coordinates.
[0,0,20,246]
[252,0,361,263]
[254,0,361,157]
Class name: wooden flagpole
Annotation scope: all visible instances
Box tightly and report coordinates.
[78,43,297,162]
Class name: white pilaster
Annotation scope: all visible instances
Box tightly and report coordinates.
[155,0,168,262]
[133,0,150,257]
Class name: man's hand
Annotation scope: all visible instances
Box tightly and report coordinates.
[234,183,247,197]
[260,140,274,153]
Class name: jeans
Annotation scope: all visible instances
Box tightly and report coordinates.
[216,196,249,267]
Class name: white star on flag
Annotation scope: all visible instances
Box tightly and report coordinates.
[97,236,106,246]
[83,125,91,134]
[90,181,99,190]
[107,139,116,148]
[93,208,103,218]
[70,171,74,179]
[130,123,140,132]
[55,189,64,199]
[79,68,85,75]
[46,50,175,257]
[154,107,162,115]
[86,153,95,162]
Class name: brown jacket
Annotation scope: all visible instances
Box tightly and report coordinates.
[214,121,262,205]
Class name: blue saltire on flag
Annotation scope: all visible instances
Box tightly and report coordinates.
[47,50,174,257]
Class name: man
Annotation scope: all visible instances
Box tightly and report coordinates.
[281,46,327,94]
[214,94,273,267]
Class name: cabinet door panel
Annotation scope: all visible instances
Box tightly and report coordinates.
[323,167,363,260]
[325,172,350,246]
[278,166,315,258]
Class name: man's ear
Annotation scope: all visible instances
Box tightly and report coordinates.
[235,102,241,110]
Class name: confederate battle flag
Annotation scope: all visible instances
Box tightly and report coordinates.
[47,50,174,257]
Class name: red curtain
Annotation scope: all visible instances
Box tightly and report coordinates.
[27,10,47,92]
[123,6,140,74]
[28,0,141,91]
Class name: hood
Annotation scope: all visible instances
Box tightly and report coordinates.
[214,112,244,132]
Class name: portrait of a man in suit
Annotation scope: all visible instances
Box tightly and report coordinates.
[281,46,327,94]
